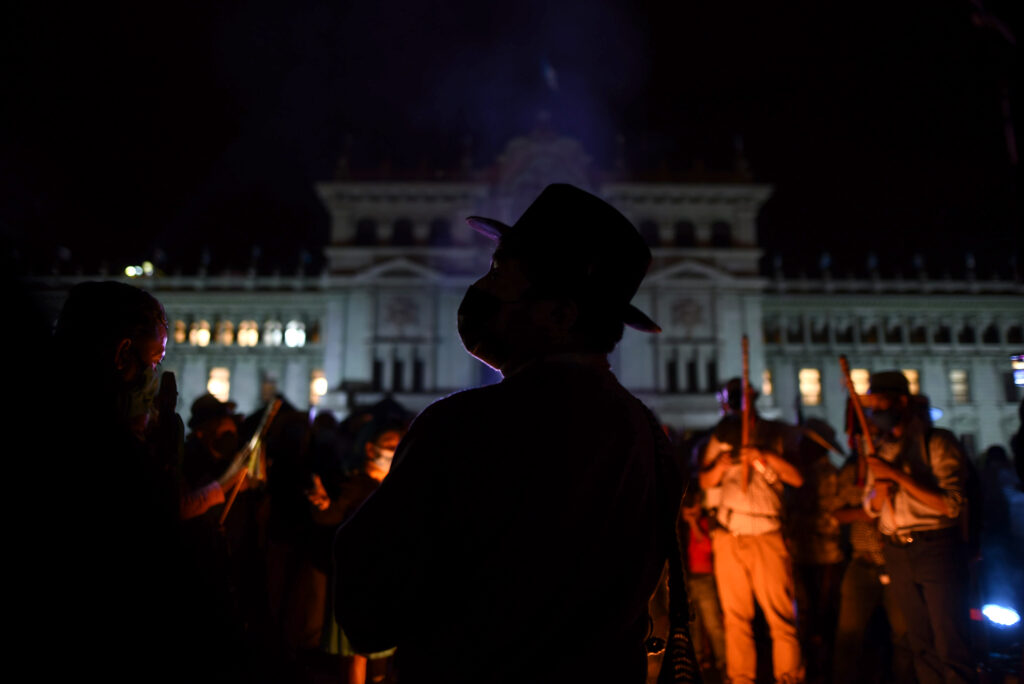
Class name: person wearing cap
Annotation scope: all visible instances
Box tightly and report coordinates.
[333,184,687,683]
[699,378,804,684]
[179,393,249,519]
[860,371,974,683]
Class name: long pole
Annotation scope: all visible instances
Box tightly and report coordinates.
[838,355,875,485]
[741,335,751,493]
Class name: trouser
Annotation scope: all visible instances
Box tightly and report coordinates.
[832,556,912,684]
[688,572,726,673]
[882,529,975,684]
[712,530,802,684]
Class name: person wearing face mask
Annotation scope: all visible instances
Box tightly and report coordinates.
[860,371,975,684]
[180,393,250,520]
[334,184,692,684]
[48,281,205,680]
[307,422,404,684]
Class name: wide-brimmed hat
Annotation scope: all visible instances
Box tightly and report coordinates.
[188,393,231,430]
[466,183,660,333]
[867,370,910,396]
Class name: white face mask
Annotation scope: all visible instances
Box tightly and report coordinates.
[370,446,395,473]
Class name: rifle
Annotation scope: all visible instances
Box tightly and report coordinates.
[838,356,874,485]
[740,335,752,493]
[219,398,282,526]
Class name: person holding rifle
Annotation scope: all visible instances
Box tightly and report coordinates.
[699,377,804,684]
[860,371,975,684]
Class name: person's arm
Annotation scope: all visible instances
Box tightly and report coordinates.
[866,433,964,519]
[698,435,730,490]
[740,445,804,487]
[179,481,224,520]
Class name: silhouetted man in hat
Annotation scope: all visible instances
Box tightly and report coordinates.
[861,371,974,684]
[334,184,687,683]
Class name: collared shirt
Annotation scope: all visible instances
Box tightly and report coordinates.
[862,426,966,536]
[707,416,791,535]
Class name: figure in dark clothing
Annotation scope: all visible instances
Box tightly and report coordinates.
[334,184,692,683]
[49,282,199,680]
[312,421,405,684]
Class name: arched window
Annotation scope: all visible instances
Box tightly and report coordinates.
[1008,325,1023,344]
[885,325,903,344]
[429,219,452,246]
[207,367,230,403]
[934,326,952,344]
[957,325,975,344]
[786,319,804,344]
[310,370,327,406]
[674,221,696,247]
[910,325,927,344]
[392,218,414,246]
[982,324,1000,344]
[710,221,732,247]
[216,320,234,346]
[189,320,211,347]
[638,220,659,247]
[284,320,306,348]
[237,320,259,347]
[264,320,283,347]
[354,218,377,245]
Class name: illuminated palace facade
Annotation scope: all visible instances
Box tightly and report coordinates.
[31,129,1024,455]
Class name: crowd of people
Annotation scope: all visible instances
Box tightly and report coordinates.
[15,183,1022,683]
[668,374,1023,684]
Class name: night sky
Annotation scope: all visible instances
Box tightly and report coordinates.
[3,1,1020,279]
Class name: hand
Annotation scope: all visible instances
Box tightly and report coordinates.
[740,446,769,462]
[306,474,330,511]
[866,456,900,481]
[217,451,249,491]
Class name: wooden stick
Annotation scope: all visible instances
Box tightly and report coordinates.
[838,355,875,485]
[741,335,751,493]
[218,399,283,526]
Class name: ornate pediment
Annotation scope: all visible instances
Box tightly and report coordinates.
[644,259,738,286]
[352,257,446,283]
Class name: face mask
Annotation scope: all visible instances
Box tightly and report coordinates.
[125,365,160,420]
[212,431,239,460]
[457,286,504,354]
[370,446,395,473]
[868,407,902,433]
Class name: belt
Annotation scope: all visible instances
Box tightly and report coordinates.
[885,526,957,547]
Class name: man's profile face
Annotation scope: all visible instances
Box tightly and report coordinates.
[457,250,541,371]
[121,324,168,383]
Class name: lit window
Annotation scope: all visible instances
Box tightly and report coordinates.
[173,320,186,344]
[285,320,306,348]
[189,320,211,347]
[237,321,259,347]
[799,368,822,406]
[949,369,969,404]
[207,367,230,403]
[901,369,920,395]
[264,320,283,347]
[310,370,328,406]
[850,368,870,395]
[762,369,773,397]
[216,320,234,346]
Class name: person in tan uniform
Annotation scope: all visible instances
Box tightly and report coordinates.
[700,379,804,684]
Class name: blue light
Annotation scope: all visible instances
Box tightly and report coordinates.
[982,604,1021,627]
[929,406,944,422]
